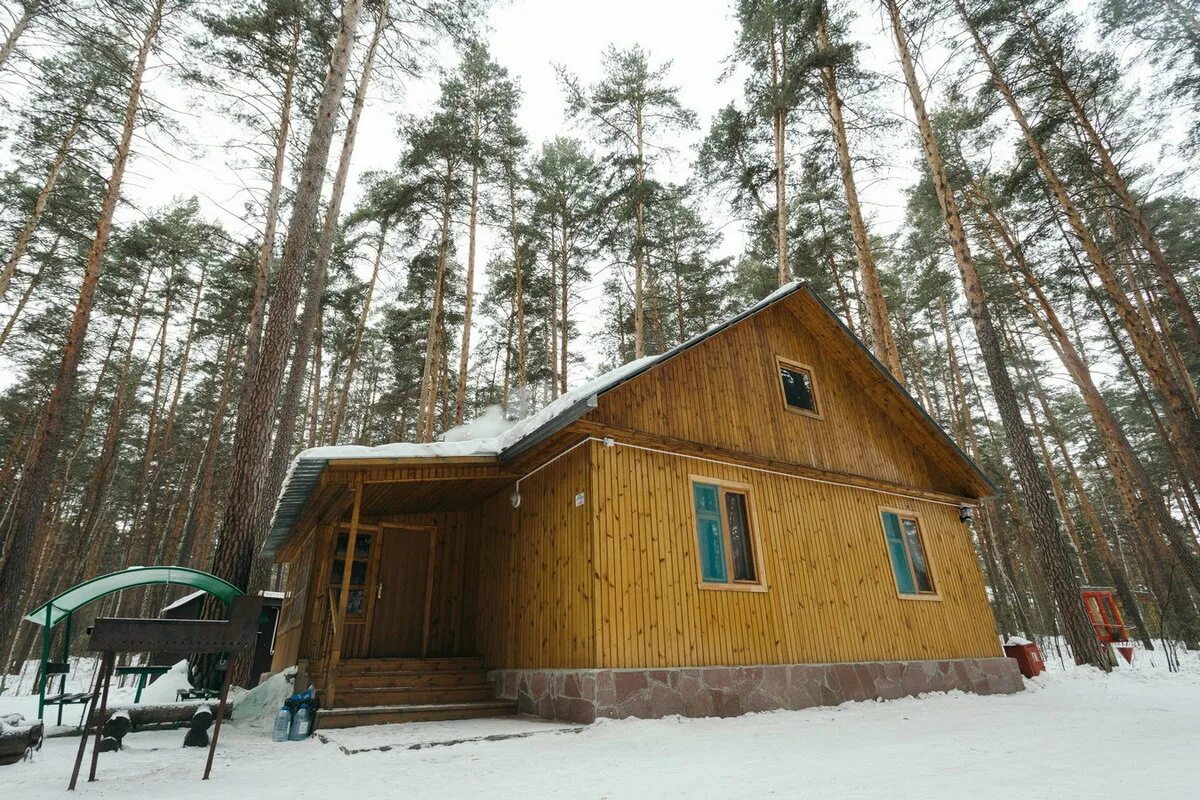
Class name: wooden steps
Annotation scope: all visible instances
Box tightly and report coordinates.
[318,700,516,729]
[316,657,513,729]
[335,656,485,674]
[333,684,498,706]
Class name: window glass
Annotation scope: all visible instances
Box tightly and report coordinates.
[725,492,755,581]
[693,483,727,582]
[331,530,373,617]
[901,518,933,593]
[779,365,816,413]
[882,511,916,594]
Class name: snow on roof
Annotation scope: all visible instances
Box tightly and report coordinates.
[290,353,658,465]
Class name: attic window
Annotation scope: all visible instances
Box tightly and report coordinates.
[777,357,820,418]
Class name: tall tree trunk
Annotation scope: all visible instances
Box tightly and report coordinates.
[308,313,323,446]
[331,220,387,441]
[252,2,384,606]
[0,232,59,351]
[133,265,207,616]
[206,0,365,604]
[560,221,570,392]
[501,293,514,413]
[242,19,302,392]
[177,339,237,569]
[886,0,1110,669]
[143,264,206,526]
[633,106,647,358]
[0,0,37,72]
[769,21,789,286]
[509,171,527,395]
[549,250,559,397]
[818,7,902,381]
[121,267,179,590]
[419,164,453,441]
[0,0,165,648]
[455,169,480,423]
[938,296,1021,634]
[0,111,85,300]
[71,281,155,588]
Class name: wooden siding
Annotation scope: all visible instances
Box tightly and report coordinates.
[587,299,979,497]
[588,440,1001,668]
[463,443,594,669]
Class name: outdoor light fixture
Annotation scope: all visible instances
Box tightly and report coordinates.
[959,505,974,524]
[510,490,522,508]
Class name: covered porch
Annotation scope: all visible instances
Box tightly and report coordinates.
[266,456,523,725]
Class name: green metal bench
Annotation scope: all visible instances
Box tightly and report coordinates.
[38,662,91,728]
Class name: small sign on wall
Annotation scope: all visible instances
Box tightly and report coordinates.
[574,491,586,507]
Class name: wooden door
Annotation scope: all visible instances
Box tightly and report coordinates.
[368,526,433,658]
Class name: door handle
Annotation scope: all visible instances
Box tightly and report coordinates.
[377,582,383,600]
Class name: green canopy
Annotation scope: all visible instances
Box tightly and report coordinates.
[25,566,242,629]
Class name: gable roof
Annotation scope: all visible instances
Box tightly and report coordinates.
[264,282,992,557]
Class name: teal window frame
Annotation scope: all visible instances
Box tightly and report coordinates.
[691,478,765,590]
[880,509,938,599]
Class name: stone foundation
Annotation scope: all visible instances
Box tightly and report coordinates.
[488,657,1023,724]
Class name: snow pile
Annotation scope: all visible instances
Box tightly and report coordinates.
[1003,635,1032,646]
[231,667,295,728]
[137,660,192,705]
[441,404,513,442]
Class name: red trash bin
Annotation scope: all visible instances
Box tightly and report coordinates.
[1003,641,1045,678]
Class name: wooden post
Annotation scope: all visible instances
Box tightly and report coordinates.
[202,651,237,780]
[88,652,114,783]
[68,651,109,791]
[324,478,362,709]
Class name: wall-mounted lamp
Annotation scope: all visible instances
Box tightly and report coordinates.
[510,490,522,509]
[959,505,975,524]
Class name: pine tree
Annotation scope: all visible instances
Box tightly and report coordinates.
[529,137,602,391]
[560,45,696,359]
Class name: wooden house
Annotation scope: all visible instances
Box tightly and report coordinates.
[264,283,1022,729]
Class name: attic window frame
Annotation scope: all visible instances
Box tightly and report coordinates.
[775,356,823,419]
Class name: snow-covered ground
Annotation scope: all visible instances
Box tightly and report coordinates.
[3,648,1199,798]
